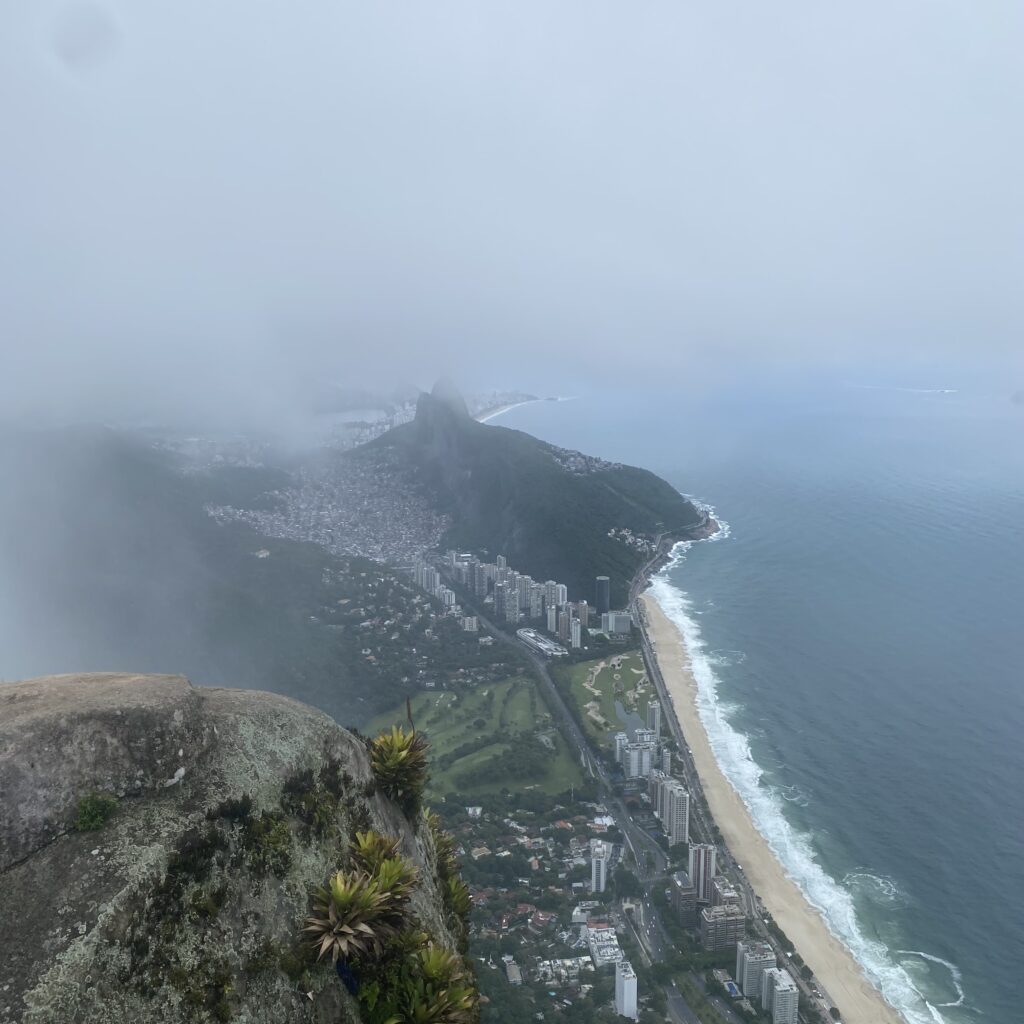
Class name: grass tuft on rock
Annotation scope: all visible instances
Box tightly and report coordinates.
[74,792,119,831]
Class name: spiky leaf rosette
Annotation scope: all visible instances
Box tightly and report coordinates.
[305,870,393,964]
[354,830,403,874]
[371,726,430,816]
[374,854,419,908]
[394,944,479,1024]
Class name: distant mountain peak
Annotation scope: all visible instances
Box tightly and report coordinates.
[413,378,473,434]
[427,377,471,418]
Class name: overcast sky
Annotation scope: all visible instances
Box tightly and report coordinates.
[1,2,1021,423]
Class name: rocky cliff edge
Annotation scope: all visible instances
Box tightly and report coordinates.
[0,674,459,1024]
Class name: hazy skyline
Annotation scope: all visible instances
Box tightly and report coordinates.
[2,2,1022,425]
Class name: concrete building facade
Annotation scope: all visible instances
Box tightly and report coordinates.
[614,960,638,1020]
[688,843,717,903]
[662,780,690,846]
[736,941,776,999]
[762,968,799,1024]
[590,838,610,893]
[699,904,746,952]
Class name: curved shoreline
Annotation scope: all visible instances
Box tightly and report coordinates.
[639,591,905,1024]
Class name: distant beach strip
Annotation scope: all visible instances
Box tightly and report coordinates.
[476,396,576,423]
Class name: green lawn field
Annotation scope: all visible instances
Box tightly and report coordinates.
[364,675,584,797]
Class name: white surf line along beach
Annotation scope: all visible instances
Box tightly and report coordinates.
[640,593,905,1024]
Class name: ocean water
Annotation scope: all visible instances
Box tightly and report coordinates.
[500,377,1024,1024]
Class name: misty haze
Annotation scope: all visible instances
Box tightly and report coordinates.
[1,5,1021,1024]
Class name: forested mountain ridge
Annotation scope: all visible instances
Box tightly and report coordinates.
[370,381,706,607]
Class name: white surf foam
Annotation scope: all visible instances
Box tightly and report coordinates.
[649,539,967,1024]
[897,952,966,1009]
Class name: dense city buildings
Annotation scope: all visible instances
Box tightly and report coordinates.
[441,552,618,656]
[762,968,800,1024]
[736,941,777,999]
[699,904,747,951]
[614,960,638,1020]
[688,843,718,903]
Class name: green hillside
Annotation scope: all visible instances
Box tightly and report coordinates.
[367,382,706,607]
[0,427,523,724]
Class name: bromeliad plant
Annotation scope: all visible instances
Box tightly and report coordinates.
[370,725,430,817]
[389,944,479,1024]
[353,830,403,874]
[361,940,479,1024]
[305,831,419,964]
[305,870,395,964]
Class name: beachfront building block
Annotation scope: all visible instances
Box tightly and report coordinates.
[662,780,690,845]
[712,875,741,907]
[762,968,799,1024]
[614,960,638,1020]
[669,870,699,928]
[602,610,632,634]
[648,769,668,816]
[590,838,610,893]
[688,843,718,903]
[661,747,672,773]
[646,699,661,738]
[614,732,629,764]
[622,742,655,779]
[557,607,571,641]
[570,617,582,649]
[736,941,777,999]
[699,904,746,952]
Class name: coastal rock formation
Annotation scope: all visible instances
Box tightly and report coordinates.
[0,674,460,1024]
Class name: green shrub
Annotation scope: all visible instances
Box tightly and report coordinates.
[74,792,118,831]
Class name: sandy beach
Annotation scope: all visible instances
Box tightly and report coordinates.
[640,592,904,1024]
